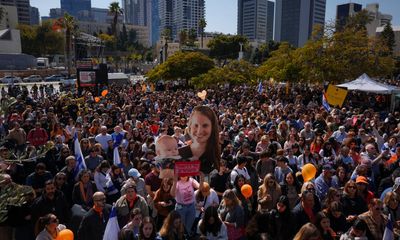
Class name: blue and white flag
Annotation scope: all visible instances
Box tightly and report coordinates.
[383,214,394,240]
[322,93,331,112]
[103,206,120,240]
[257,81,263,94]
[73,132,86,179]
[113,147,122,167]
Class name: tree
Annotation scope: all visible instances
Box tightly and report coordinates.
[192,60,257,88]
[109,2,123,39]
[187,28,197,47]
[55,13,77,77]
[99,33,116,51]
[199,18,207,48]
[146,51,214,85]
[117,24,128,51]
[256,42,301,82]
[178,29,188,46]
[380,22,396,55]
[344,9,372,32]
[208,34,248,66]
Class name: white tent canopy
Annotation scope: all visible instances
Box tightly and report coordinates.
[337,73,399,94]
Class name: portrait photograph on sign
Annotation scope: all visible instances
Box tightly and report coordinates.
[78,71,96,87]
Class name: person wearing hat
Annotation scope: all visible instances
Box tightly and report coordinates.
[356,176,374,205]
[315,165,338,200]
[121,168,146,197]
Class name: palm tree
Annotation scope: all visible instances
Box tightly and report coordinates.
[55,13,76,78]
[199,18,207,48]
[109,2,123,39]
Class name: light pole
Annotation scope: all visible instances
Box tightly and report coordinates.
[238,42,244,60]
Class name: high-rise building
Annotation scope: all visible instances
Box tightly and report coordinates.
[60,0,91,19]
[0,0,30,25]
[123,0,149,26]
[365,3,392,37]
[237,0,274,42]
[49,8,63,19]
[30,6,39,25]
[151,0,160,45]
[172,0,205,40]
[336,3,362,30]
[274,0,326,47]
[159,0,173,37]
[91,8,109,24]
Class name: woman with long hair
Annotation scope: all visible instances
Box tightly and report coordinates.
[232,174,252,220]
[72,169,98,211]
[319,142,336,166]
[197,206,227,240]
[159,211,186,240]
[138,216,161,240]
[332,166,348,189]
[322,188,341,210]
[293,223,320,240]
[170,174,200,235]
[258,173,282,211]
[315,211,336,240]
[356,176,374,205]
[280,171,301,209]
[35,214,66,240]
[310,136,324,156]
[178,105,221,175]
[298,145,317,169]
[325,201,348,236]
[340,180,368,224]
[267,195,295,240]
[154,178,175,230]
[383,192,400,230]
[218,189,245,240]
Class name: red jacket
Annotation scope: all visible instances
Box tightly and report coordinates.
[27,128,48,147]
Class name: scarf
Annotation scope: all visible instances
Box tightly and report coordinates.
[93,205,103,219]
[127,196,138,209]
[79,181,93,204]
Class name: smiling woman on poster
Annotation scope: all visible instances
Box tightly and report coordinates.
[178,105,221,175]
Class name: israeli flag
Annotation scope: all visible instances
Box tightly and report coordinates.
[103,206,120,240]
[113,147,122,167]
[257,81,263,94]
[73,132,86,179]
[383,214,394,240]
[322,93,331,112]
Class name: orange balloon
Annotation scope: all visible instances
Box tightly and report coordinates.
[241,184,253,199]
[101,89,108,97]
[302,163,317,182]
[94,97,101,103]
[56,229,74,240]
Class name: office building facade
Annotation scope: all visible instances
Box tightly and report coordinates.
[29,6,39,25]
[0,0,30,25]
[172,0,205,40]
[237,0,274,42]
[275,0,326,47]
[159,0,173,37]
[60,0,91,19]
[365,3,392,37]
[336,3,362,30]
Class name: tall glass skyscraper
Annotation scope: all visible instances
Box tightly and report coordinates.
[237,0,275,42]
[0,0,31,25]
[275,0,326,47]
[60,0,91,19]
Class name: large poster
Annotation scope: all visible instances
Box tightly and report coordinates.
[78,71,96,87]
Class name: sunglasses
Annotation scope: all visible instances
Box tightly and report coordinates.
[348,186,357,189]
[94,198,106,202]
[307,188,315,191]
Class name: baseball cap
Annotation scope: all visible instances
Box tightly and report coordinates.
[356,176,369,185]
[128,168,141,178]
[322,165,335,172]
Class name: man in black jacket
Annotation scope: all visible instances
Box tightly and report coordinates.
[31,179,70,226]
[78,191,111,240]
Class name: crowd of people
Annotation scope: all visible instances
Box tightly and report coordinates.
[0,81,399,240]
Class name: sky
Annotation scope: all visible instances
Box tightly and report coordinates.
[30,0,400,34]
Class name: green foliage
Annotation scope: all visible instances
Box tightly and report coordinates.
[256,42,301,82]
[207,34,249,66]
[99,33,116,50]
[0,183,34,223]
[344,9,372,32]
[251,40,280,64]
[192,60,257,88]
[178,29,188,45]
[199,18,207,48]
[380,22,396,55]
[109,1,123,38]
[18,22,64,56]
[187,28,197,47]
[257,23,395,84]
[146,51,214,85]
